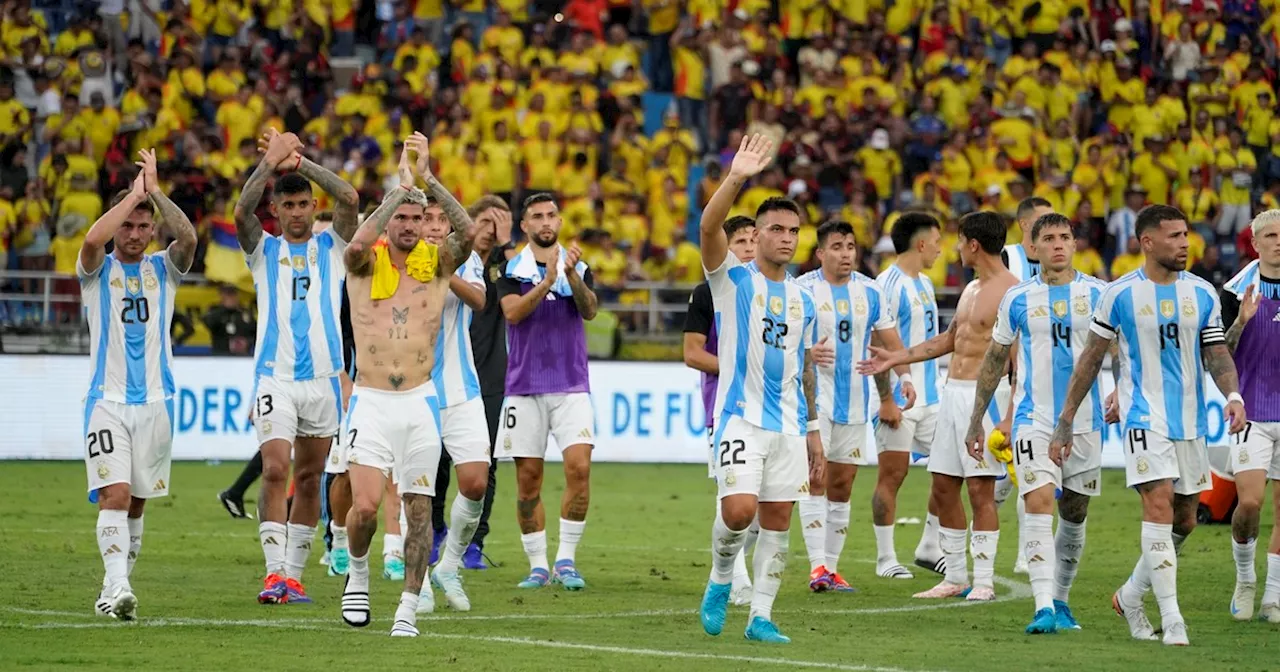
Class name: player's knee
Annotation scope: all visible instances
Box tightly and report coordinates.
[350,498,380,524]
[261,460,289,485]
[720,500,756,530]
[97,484,131,510]
[1238,490,1265,513]
[458,474,487,500]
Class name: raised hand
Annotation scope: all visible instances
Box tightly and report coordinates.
[408,131,432,179]
[1238,284,1260,326]
[856,345,898,376]
[136,148,159,194]
[260,129,302,170]
[566,243,582,268]
[396,140,414,187]
[728,133,775,179]
[130,167,145,199]
[542,247,561,287]
[493,207,513,246]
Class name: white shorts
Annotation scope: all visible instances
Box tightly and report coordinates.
[707,425,716,479]
[344,382,443,496]
[820,416,869,465]
[1013,427,1103,497]
[441,396,492,465]
[1123,428,1211,495]
[713,415,808,502]
[928,379,1003,479]
[497,393,595,459]
[325,432,349,475]
[875,404,938,455]
[254,375,342,445]
[1231,421,1280,480]
[83,398,174,498]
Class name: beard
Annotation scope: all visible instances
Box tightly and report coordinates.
[392,235,420,252]
[530,231,557,248]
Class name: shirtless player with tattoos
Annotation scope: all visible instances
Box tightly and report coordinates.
[337,132,475,637]
[859,211,1019,601]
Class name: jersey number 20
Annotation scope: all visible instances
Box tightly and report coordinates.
[121,297,150,324]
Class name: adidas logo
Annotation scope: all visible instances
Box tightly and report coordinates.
[1062,558,1079,565]
[820,302,832,312]
[127,551,137,560]
[768,571,784,580]
[1197,474,1207,485]
[1139,305,1154,317]
[103,544,122,556]
[279,257,291,266]
[413,474,431,489]
[1272,311,1280,323]
[153,479,166,491]
[835,526,848,535]
[1030,306,1048,318]
[264,536,280,545]
[806,520,823,530]
[1084,481,1097,491]
[798,483,810,494]
[301,542,311,551]
[578,428,592,438]
[1154,559,1174,571]
[110,278,123,288]
[974,553,989,560]
[1028,554,1045,563]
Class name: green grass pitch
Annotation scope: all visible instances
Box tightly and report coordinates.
[4,461,1280,671]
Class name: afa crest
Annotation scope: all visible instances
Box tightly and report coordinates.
[788,301,802,319]
[1136,457,1150,475]
[836,299,850,315]
[769,296,783,315]
[1181,300,1195,317]
[143,274,158,291]
[1159,300,1175,319]
[1052,300,1068,318]
[1073,296,1090,315]
[854,298,868,315]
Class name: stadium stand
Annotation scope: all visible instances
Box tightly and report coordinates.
[0,0,1275,350]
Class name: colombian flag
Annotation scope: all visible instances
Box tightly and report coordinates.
[203,215,254,292]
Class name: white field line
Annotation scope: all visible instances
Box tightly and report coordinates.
[5,615,947,672]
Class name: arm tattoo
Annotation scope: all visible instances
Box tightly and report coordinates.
[423,176,473,274]
[149,190,198,272]
[1226,320,1247,353]
[233,161,271,253]
[297,157,359,240]
[969,343,1012,433]
[1203,343,1240,396]
[344,187,412,277]
[565,267,598,320]
[803,350,818,423]
[1051,333,1110,441]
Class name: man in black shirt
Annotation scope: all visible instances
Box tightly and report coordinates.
[430,195,515,569]
[203,284,256,355]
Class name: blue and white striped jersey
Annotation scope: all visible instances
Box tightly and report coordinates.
[432,251,484,407]
[797,269,894,425]
[78,251,185,404]
[993,272,1107,434]
[876,264,940,408]
[1090,269,1224,440]
[1002,244,1040,282]
[248,231,347,381]
[707,254,818,436]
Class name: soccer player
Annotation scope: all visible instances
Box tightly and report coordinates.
[860,211,1019,600]
[684,214,759,606]
[1050,204,1246,646]
[796,220,911,593]
[696,134,822,644]
[414,195,491,612]
[870,213,936,580]
[1221,209,1280,623]
[1001,197,1054,575]
[339,133,474,636]
[82,149,198,619]
[495,193,599,590]
[1003,197,1051,281]
[235,130,361,604]
[964,213,1108,633]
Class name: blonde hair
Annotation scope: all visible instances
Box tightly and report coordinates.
[1251,209,1280,237]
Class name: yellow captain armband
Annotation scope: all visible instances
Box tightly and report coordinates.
[986,429,1018,485]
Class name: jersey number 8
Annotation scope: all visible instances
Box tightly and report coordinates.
[837,319,852,343]
[761,317,789,349]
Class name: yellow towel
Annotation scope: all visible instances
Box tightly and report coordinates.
[370,239,438,300]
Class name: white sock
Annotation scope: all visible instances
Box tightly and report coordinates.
[1123,529,1188,603]
[940,526,968,586]
[349,552,370,585]
[825,499,851,574]
[1015,496,1027,564]
[750,529,788,622]
[259,521,287,575]
[383,533,404,563]
[1023,514,1055,611]
[1263,554,1280,605]
[874,524,898,566]
[917,512,942,558]
[1234,538,1258,584]
[285,523,315,582]
[1141,521,1182,626]
[521,530,549,572]
[1053,518,1086,603]
[127,516,144,577]
[732,549,751,584]
[556,518,586,563]
[437,494,484,573]
[744,517,760,555]
[799,495,827,572]
[971,529,1000,590]
[330,522,349,551]
[394,591,418,625]
[711,514,748,583]
[97,509,130,591]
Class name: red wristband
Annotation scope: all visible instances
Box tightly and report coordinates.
[293,154,302,172]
